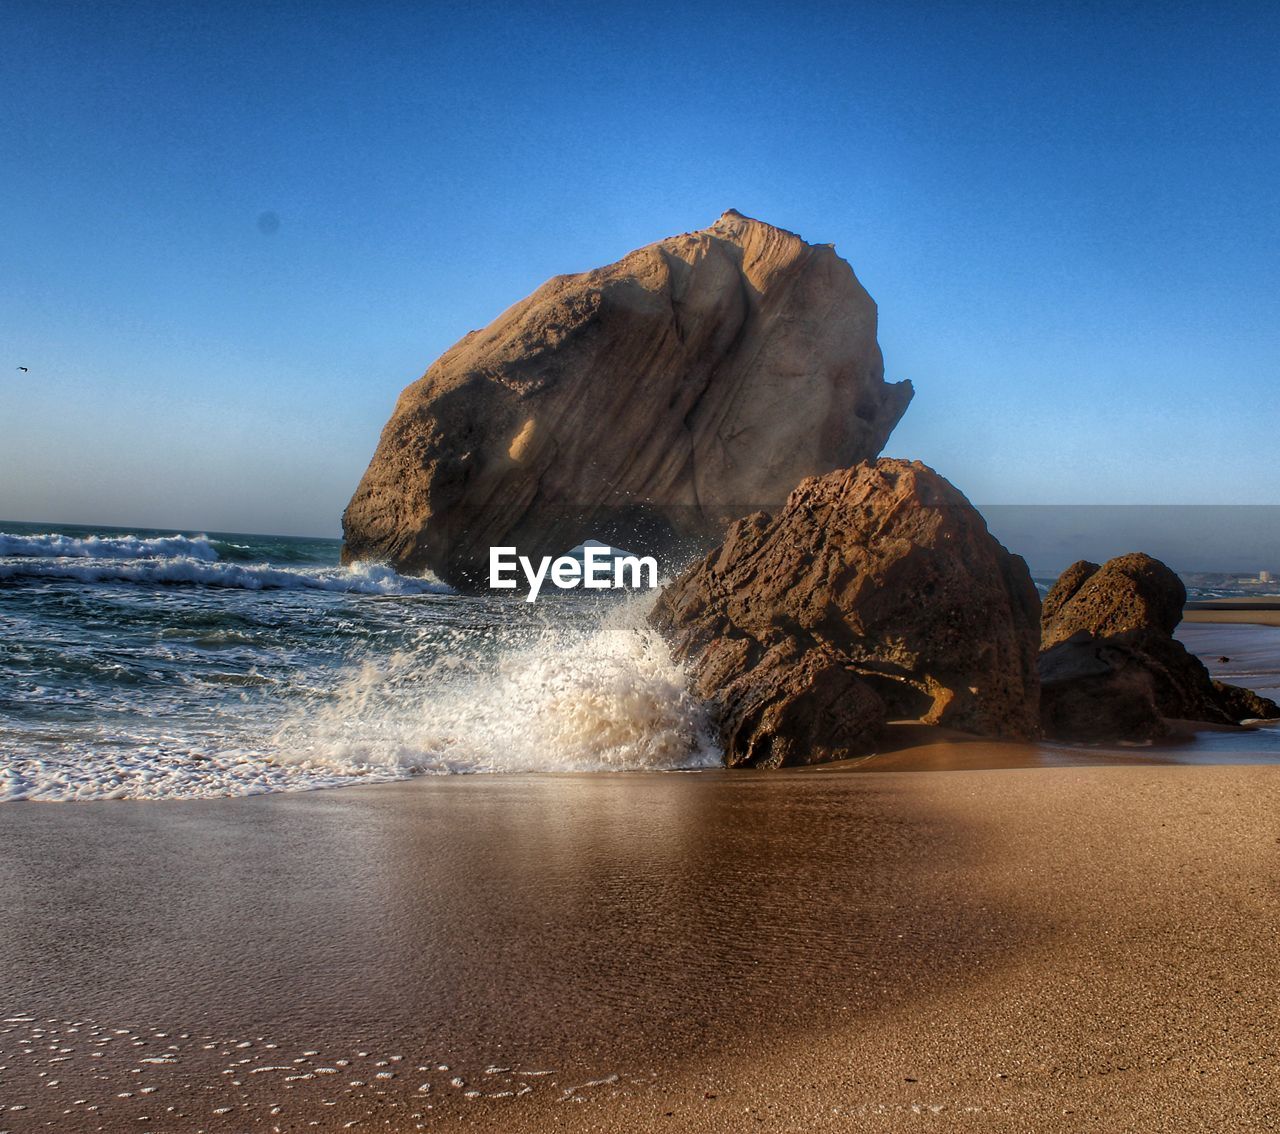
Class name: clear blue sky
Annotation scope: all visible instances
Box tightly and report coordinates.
[2,0,1277,537]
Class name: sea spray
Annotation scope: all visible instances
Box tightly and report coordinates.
[0,523,719,801]
[272,593,720,776]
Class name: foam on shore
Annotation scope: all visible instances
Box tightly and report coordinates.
[2,594,718,801]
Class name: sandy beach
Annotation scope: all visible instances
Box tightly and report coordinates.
[3,620,1278,1132]
[3,610,1279,1133]
[1184,598,1280,627]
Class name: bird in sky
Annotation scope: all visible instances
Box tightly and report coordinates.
[16,366,28,372]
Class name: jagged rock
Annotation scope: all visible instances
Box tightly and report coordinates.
[1213,681,1280,723]
[649,460,1042,766]
[1038,553,1276,739]
[1038,632,1168,742]
[341,210,913,587]
[701,638,887,768]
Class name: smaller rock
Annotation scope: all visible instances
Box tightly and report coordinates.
[1042,554,1185,649]
[651,459,1042,766]
[1038,552,1272,740]
[1213,681,1280,723]
[1039,632,1167,742]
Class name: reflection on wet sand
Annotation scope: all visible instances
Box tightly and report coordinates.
[0,770,1028,1130]
[3,620,1279,1131]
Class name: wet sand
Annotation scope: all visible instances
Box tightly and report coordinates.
[3,621,1279,1132]
[3,761,1280,1132]
[1178,620,1280,705]
[1184,597,1280,627]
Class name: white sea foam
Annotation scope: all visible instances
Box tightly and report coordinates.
[0,556,452,595]
[0,531,222,560]
[0,744,407,802]
[272,593,720,776]
[0,594,718,801]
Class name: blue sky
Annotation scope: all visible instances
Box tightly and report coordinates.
[2,0,1277,537]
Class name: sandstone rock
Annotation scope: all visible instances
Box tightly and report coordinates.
[1212,681,1280,723]
[1133,632,1228,722]
[702,639,887,768]
[1038,632,1168,742]
[341,211,913,587]
[1039,559,1098,628]
[1041,553,1185,649]
[650,460,1043,766]
[1037,552,1273,739]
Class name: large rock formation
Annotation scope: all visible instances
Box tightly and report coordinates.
[341,211,913,587]
[649,460,1043,767]
[1038,554,1279,740]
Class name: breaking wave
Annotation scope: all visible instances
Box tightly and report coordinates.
[272,595,720,777]
[0,555,451,595]
[0,531,222,561]
[1,522,716,800]
[2,593,719,800]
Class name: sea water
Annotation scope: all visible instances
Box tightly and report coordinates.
[0,522,719,801]
[5,521,1279,802]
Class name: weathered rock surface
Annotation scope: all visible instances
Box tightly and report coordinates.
[1038,555,1279,740]
[341,210,913,587]
[649,459,1042,767]
[1041,553,1186,649]
[697,638,888,768]
[1038,632,1168,742]
[1039,559,1100,629]
[1213,680,1280,722]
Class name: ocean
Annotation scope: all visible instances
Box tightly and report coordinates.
[0,521,718,801]
[5,521,1280,803]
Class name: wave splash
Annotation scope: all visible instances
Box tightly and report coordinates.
[1,593,719,800]
[274,595,720,776]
